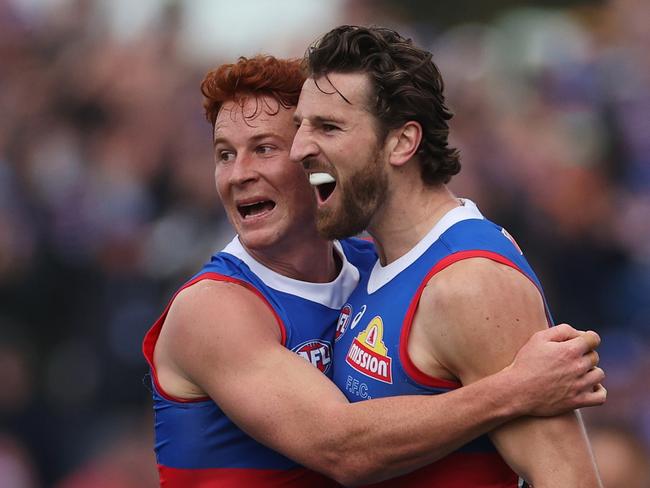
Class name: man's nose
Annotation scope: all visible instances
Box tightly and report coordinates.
[229,153,258,185]
[290,124,318,164]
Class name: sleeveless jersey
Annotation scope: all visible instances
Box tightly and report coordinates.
[332,200,551,488]
[143,236,377,487]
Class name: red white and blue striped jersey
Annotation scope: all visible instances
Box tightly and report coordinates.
[143,236,377,487]
[332,200,550,487]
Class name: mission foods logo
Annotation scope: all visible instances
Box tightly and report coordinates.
[292,340,332,374]
[345,316,393,384]
[335,304,353,342]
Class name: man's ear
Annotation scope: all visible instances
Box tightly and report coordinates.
[386,121,423,167]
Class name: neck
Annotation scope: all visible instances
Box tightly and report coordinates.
[244,236,339,283]
[368,182,459,265]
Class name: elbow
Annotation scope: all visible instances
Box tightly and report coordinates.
[303,410,392,486]
[323,464,375,487]
[315,451,386,487]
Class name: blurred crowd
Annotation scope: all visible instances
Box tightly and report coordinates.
[0,0,648,486]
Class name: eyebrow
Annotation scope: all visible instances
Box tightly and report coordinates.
[293,114,346,126]
[213,132,280,147]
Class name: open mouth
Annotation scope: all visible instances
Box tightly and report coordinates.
[309,172,337,203]
[237,200,276,219]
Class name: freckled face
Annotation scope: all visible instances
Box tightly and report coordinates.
[214,96,318,252]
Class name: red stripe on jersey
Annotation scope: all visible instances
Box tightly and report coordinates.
[158,465,339,487]
[142,272,287,403]
[399,250,547,389]
[362,451,518,487]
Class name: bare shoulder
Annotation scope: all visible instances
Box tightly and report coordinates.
[423,258,540,308]
[164,279,281,343]
[420,258,544,332]
[417,257,548,380]
[156,279,283,390]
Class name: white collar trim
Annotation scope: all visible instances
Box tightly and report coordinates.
[222,237,359,309]
[367,199,484,294]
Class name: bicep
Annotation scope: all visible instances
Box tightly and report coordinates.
[164,281,348,458]
[423,259,599,485]
[423,258,548,383]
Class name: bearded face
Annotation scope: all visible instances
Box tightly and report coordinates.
[291,73,391,240]
[314,145,388,240]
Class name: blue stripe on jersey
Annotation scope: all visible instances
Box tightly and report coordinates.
[153,388,298,469]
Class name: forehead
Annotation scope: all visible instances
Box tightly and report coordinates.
[214,96,296,141]
[296,72,373,118]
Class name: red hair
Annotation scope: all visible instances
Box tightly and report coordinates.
[201,55,305,126]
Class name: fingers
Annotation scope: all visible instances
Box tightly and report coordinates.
[582,350,600,371]
[581,366,605,387]
[594,383,607,398]
[573,368,606,409]
[564,330,602,356]
[540,323,581,342]
[581,330,601,351]
[539,324,601,351]
[576,383,607,408]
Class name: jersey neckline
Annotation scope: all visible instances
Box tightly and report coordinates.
[367,199,484,294]
[222,237,360,309]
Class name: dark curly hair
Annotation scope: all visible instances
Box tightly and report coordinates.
[201,55,305,126]
[305,25,460,185]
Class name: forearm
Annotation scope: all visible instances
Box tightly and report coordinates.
[490,411,602,488]
[306,368,524,485]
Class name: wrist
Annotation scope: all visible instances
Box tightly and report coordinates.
[484,365,529,419]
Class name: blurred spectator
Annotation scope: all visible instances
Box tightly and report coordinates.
[53,409,158,488]
[0,0,647,485]
[0,434,39,488]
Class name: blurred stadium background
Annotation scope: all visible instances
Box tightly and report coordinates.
[0,0,648,486]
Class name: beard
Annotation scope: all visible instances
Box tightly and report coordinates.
[316,151,388,240]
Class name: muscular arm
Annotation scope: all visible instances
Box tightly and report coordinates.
[414,258,602,487]
[155,279,603,486]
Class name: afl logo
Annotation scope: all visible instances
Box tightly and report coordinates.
[335,304,353,342]
[292,340,332,374]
